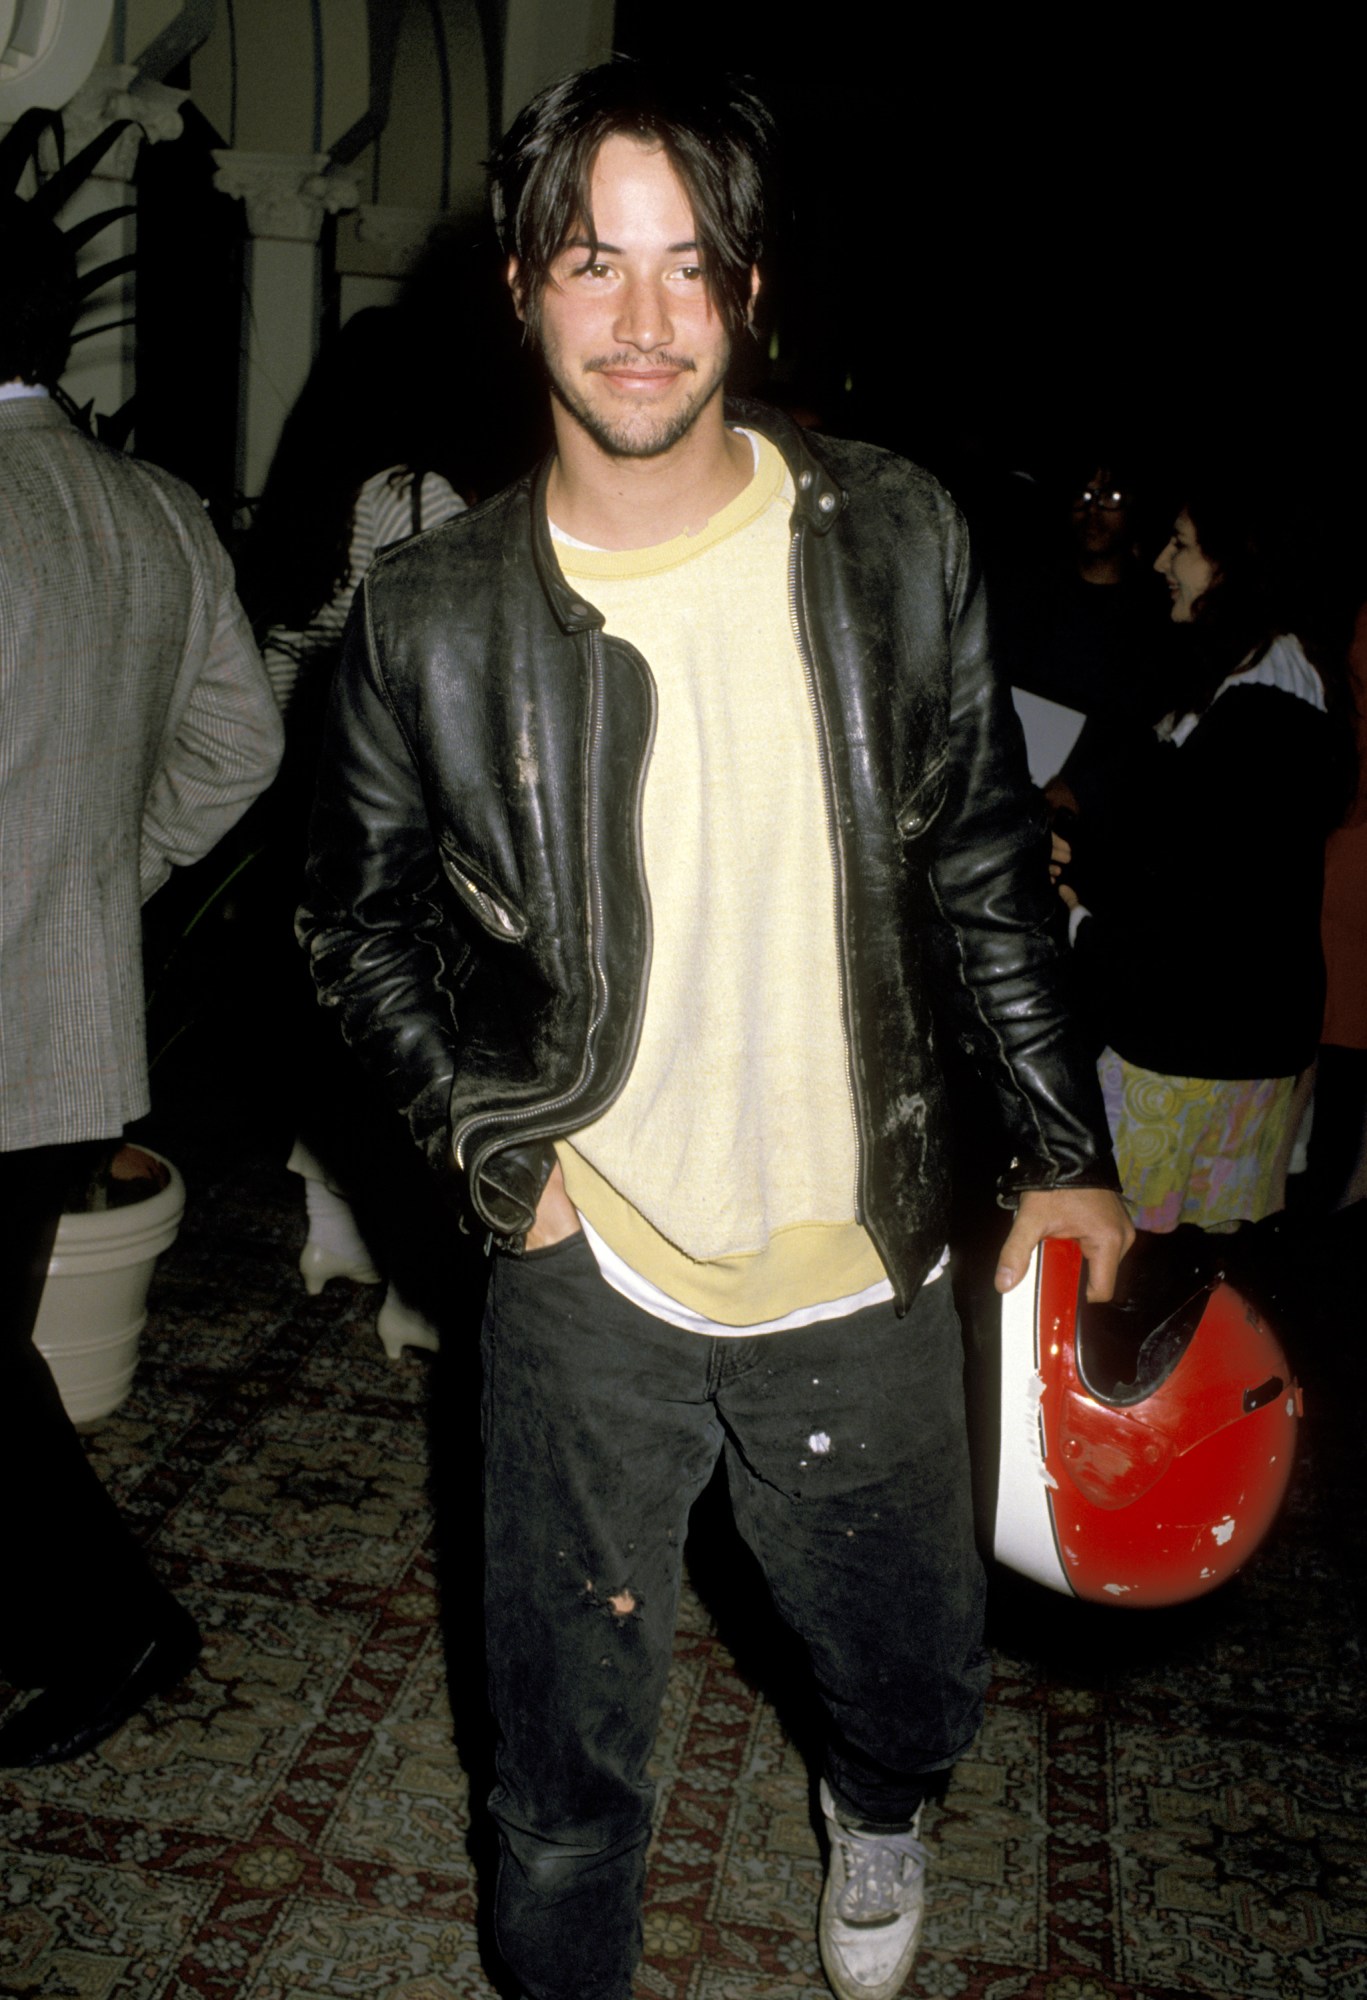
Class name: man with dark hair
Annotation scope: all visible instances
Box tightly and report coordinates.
[300,60,1132,2000]
[0,196,283,1766]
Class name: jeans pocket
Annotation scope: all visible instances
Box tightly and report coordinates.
[516,1227,589,1265]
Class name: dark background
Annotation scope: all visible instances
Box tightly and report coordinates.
[126,12,1365,1090]
[615,4,1364,589]
[129,14,1365,608]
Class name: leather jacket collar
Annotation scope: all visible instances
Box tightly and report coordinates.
[528,397,847,636]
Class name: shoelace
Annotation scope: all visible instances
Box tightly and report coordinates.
[831,1827,929,1926]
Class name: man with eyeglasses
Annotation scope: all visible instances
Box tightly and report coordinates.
[1010,458,1176,819]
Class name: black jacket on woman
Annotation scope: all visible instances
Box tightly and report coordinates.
[1071,656,1334,1080]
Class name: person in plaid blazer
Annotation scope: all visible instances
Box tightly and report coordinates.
[0,198,283,1766]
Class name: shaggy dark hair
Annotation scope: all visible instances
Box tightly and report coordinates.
[487,58,775,335]
[0,196,78,385]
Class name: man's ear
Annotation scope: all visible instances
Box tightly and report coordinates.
[506,256,526,323]
[746,264,761,329]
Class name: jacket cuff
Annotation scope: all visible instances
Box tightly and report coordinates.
[474,1137,558,1241]
[996,1150,1122,1208]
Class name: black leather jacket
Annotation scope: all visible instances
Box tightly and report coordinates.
[300,402,1117,1307]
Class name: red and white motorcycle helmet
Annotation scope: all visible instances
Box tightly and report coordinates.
[991,1232,1301,1606]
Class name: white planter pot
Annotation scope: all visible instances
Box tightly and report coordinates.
[33,1152,186,1425]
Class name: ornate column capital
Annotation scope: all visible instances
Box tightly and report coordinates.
[40,64,187,180]
[211,151,362,243]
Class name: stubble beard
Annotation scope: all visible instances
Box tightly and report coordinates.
[540,337,732,461]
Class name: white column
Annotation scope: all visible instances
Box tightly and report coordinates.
[211,151,360,510]
[43,66,186,431]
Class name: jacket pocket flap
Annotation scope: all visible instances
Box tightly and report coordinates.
[896,752,950,838]
[438,842,527,941]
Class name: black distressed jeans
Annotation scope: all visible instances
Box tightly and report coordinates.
[479,1232,988,2000]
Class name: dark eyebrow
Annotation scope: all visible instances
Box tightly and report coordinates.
[560,238,701,256]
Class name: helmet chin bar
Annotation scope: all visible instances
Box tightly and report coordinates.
[992,1234,1300,1607]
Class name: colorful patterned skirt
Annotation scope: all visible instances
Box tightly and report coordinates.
[1097,1049,1296,1232]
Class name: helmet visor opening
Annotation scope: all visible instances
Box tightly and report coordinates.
[1074,1269,1213,1406]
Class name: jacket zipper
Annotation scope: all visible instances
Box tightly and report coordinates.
[453,631,656,1201]
[787,525,873,1244]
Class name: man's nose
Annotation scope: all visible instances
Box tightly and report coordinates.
[614,274,672,351]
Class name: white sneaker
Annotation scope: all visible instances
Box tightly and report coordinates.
[818,1778,928,2000]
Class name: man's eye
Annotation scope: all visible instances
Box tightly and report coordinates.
[678,265,704,281]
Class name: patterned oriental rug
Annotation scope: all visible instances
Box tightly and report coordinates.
[2,1109,1364,2000]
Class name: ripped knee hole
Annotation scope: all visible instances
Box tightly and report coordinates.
[582,1578,640,1619]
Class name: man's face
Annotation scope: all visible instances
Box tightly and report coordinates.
[1070,467,1132,559]
[514,133,746,461]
